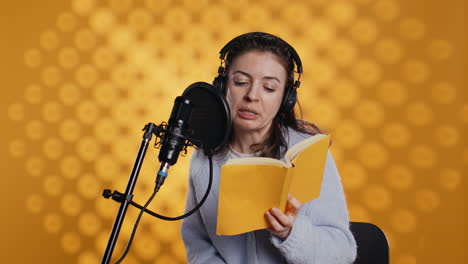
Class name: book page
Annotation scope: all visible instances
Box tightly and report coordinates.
[225,156,287,167]
[284,134,327,165]
[217,164,287,235]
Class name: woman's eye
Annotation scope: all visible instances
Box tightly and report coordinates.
[265,87,275,92]
[234,81,248,86]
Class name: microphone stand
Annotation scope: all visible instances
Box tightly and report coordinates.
[101,123,161,264]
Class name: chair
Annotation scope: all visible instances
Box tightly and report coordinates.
[350,222,389,264]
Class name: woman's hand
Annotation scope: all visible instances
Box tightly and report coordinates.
[265,193,302,240]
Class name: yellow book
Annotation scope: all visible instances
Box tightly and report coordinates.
[216,134,331,236]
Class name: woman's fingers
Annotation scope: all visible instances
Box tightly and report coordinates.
[269,207,294,227]
[265,210,286,233]
[265,194,302,239]
[285,193,301,216]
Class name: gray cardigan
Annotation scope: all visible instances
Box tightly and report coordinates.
[181,128,357,264]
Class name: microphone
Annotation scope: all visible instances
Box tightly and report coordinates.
[155,82,231,191]
[156,96,192,190]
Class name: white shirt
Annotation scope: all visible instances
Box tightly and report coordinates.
[228,146,262,159]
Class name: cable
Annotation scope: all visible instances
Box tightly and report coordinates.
[114,187,158,264]
[112,153,213,263]
[127,153,214,221]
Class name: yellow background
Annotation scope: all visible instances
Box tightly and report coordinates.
[0,0,465,263]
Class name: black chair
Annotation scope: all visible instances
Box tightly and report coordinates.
[350,222,389,264]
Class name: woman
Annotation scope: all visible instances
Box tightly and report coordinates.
[181,32,357,264]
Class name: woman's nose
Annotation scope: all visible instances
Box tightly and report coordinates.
[244,82,260,102]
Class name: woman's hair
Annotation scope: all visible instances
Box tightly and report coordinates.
[217,32,325,159]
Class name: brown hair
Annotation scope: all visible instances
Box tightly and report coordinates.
[217,32,325,159]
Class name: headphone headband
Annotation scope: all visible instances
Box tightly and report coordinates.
[218,32,303,75]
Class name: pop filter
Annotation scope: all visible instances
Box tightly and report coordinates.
[182,82,231,153]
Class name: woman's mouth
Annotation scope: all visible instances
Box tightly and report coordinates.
[238,109,258,120]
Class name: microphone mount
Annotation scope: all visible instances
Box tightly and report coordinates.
[151,121,193,159]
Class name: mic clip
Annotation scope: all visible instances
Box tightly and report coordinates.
[152,122,167,149]
[151,121,193,157]
[180,141,194,157]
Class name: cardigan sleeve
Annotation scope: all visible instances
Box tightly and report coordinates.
[270,151,357,264]
[181,151,226,264]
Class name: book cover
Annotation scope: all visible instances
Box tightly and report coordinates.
[217,134,331,235]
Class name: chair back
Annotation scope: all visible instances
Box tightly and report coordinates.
[350,222,389,264]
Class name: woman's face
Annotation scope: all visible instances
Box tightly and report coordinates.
[226,50,287,137]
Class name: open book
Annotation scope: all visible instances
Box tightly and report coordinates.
[216,134,331,236]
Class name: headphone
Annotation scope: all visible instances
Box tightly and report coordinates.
[212,32,303,114]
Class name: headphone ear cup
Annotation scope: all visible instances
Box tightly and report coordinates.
[220,75,227,95]
[213,74,227,95]
[280,86,297,113]
[213,74,226,95]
